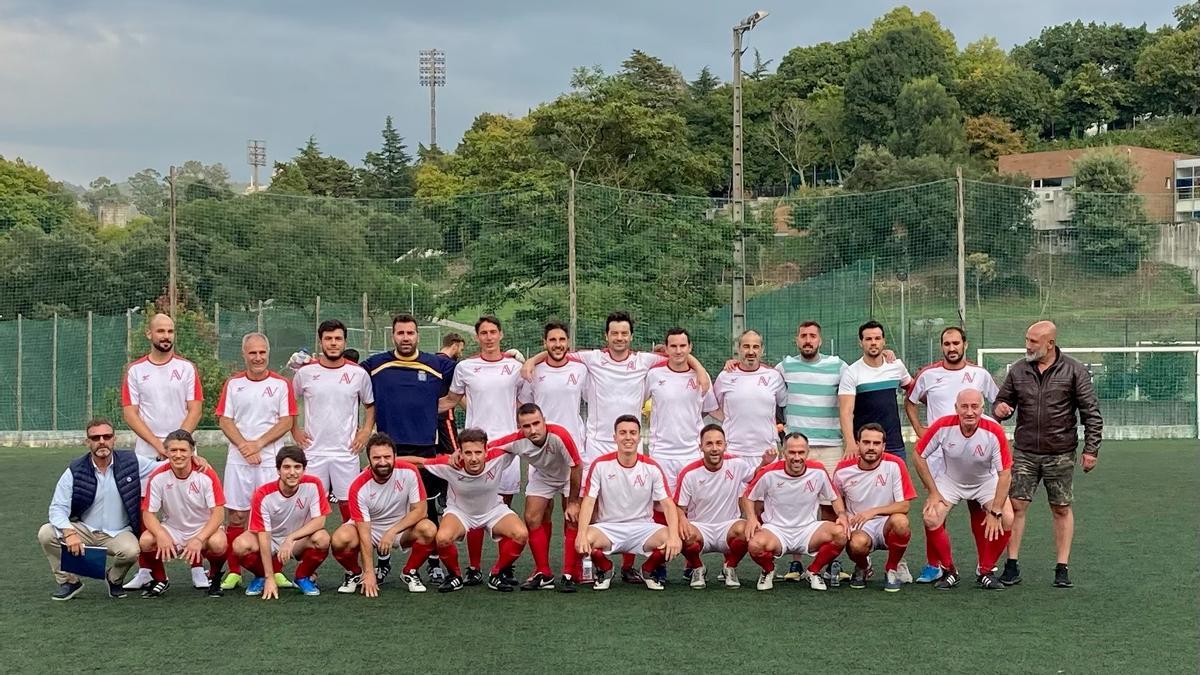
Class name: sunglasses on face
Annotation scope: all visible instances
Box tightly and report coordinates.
[87,433,115,441]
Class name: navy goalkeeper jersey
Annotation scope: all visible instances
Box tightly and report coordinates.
[361,349,456,446]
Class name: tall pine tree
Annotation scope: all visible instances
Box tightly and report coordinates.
[358,116,414,198]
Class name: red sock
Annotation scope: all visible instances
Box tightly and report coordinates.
[652,509,667,525]
[225,526,244,574]
[925,525,955,571]
[682,540,704,569]
[467,528,484,570]
[295,547,328,579]
[978,529,1012,574]
[591,549,614,572]
[621,552,636,570]
[884,530,910,572]
[404,542,434,574]
[562,526,581,579]
[751,549,775,573]
[529,521,553,576]
[138,551,154,570]
[641,549,666,574]
[808,541,844,574]
[204,548,225,579]
[147,554,167,582]
[338,501,353,523]
[438,542,461,577]
[333,547,362,575]
[724,536,748,567]
[240,552,266,578]
[969,505,987,549]
[490,536,526,575]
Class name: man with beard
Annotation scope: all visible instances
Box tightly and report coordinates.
[838,321,913,460]
[711,330,787,468]
[121,312,205,591]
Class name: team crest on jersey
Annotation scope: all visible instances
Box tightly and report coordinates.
[339,372,353,384]
[758,376,770,387]
[875,475,887,487]
[724,469,734,480]
[263,386,277,398]
[974,444,985,457]
[170,369,182,381]
[962,372,975,383]
[394,481,405,493]
[805,480,816,493]
[633,474,646,487]
[296,498,306,509]
[502,365,514,376]
[486,469,496,480]
[568,373,579,385]
[687,378,698,390]
[626,362,636,371]
[189,482,201,495]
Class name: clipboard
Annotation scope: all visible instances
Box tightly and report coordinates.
[61,545,107,579]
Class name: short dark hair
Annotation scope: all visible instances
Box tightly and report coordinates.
[543,321,569,339]
[855,422,886,442]
[85,417,113,433]
[783,431,809,444]
[614,414,641,431]
[605,311,633,334]
[858,320,885,340]
[941,326,966,342]
[441,332,465,348]
[700,423,725,439]
[365,432,395,453]
[318,319,346,340]
[475,315,502,333]
[665,327,690,344]
[342,348,360,363]
[798,320,821,333]
[516,402,543,418]
[392,314,418,329]
[164,428,195,448]
[458,428,488,446]
[276,445,308,469]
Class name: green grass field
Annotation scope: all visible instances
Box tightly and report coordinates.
[4,441,1196,673]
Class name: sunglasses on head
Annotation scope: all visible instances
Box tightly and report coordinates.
[87,433,115,441]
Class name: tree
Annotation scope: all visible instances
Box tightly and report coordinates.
[292,137,357,197]
[267,162,309,195]
[1071,150,1151,275]
[776,41,851,99]
[127,169,165,216]
[747,49,773,81]
[888,76,966,158]
[1057,63,1123,136]
[688,66,721,97]
[965,114,1025,164]
[954,38,1053,133]
[966,252,997,314]
[0,155,77,233]
[358,116,415,198]
[82,176,126,214]
[1135,28,1200,115]
[1178,1,1200,30]
[620,50,686,109]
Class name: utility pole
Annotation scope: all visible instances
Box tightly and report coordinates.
[247,140,266,191]
[419,49,446,150]
[731,11,768,340]
[168,165,178,318]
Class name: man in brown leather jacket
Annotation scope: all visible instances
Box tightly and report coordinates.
[992,321,1102,589]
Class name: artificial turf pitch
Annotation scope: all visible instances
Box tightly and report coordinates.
[3,441,1195,673]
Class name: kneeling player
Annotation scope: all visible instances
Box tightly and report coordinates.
[834,423,916,592]
[743,433,849,591]
[487,403,583,592]
[675,424,775,589]
[233,446,331,599]
[331,433,437,597]
[139,429,227,598]
[402,429,528,593]
[914,389,1014,590]
[575,415,681,591]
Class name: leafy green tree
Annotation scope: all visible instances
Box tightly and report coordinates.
[1057,63,1124,136]
[687,66,721,97]
[965,114,1025,165]
[620,50,686,109]
[358,116,414,198]
[888,76,966,158]
[293,137,357,197]
[267,162,309,195]
[1177,1,1200,29]
[776,41,851,99]
[127,169,165,216]
[954,38,1053,133]
[0,156,77,233]
[1135,27,1200,115]
[1070,150,1151,275]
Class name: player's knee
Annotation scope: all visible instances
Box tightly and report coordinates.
[36,523,57,548]
[435,531,457,549]
[232,533,256,556]
[1010,498,1030,514]
[1049,504,1071,518]
[414,519,437,543]
[848,533,871,555]
[511,525,529,546]
[747,534,770,554]
[330,525,355,550]
[829,527,848,547]
[227,510,249,528]
[208,532,228,555]
[889,514,910,536]
[138,531,156,551]
[310,530,331,550]
[112,535,140,561]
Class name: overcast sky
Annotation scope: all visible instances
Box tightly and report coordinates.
[0,1,1179,186]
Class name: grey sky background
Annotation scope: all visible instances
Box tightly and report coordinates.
[0,1,1180,186]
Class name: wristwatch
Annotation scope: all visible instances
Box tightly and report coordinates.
[988,510,1003,519]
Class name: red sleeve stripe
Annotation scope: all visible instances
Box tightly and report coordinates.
[214,375,237,417]
[916,414,958,454]
[487,430,525,452]
[248,482,279,532]
[299,475,332,516]
[267,372,297,416]
[882,453,917,500]
[672,458,707,503]
[583,452,618,494]
[484,447,510,462]
[141,464,172,511]
[547,424,582,465]
[346,468,374,522]
[742,461,784,499]
[979,418,1013,469]
[425,455,450,467]
[205,466,226,507]
[395,462,428,502]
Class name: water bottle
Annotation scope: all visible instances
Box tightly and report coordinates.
[829,560,842,588]
[581,557,595,583]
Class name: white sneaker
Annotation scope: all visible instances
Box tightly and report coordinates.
[123,567,153,590]
[643,575,664,591]
[805,570,828,591]
[896,560,913,584]
[592,569,612,591]
[400,572,427,593]
[723,565,740,588]
[337,573,361,594]
[689,564,707,589]
[190,566,210,589]
[756,569,774,591]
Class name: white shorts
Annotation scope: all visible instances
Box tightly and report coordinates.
[692,519,740,554]
[652,457,695,493]
[445,504,516,540]
[526,466,569,499]
[855,515,889,551]
[762,521,824,555]
[306,454,361,501]
[498,460,521,496]
[593,521,664,555]
[224,462,278,511]
[935,474,999,508]
[368,524,414,551]
[924,449,946,479]
[161,523,207,548]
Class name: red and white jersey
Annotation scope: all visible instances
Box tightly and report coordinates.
[347,461,426,531]
[907,361,1000,425]
[449,354,524,440]
[712,366,787,457]
[249,475,330,548]
[577,349,665,455]
[584,453,670,524]
[674,455,756,523]
[917,416,1013,486]
[644,364,718,461]
[122,355,203,457]
[215,371,296,466]
[424,450,514,516]
[743,461,837,529]
[832,455,917,515]
[518,358,588,447]
[293,361,374,456]
[488,424,581,481]
[142,464,224,535]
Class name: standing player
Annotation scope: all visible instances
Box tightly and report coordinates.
[914,389,1014,591]
[833,423,916,592]
[138,429,226,597]
[644,328,719,494]
[838,320,913,461]
[214,333,296,591]
[121,312,205,591]
[518,322,588,452]
[233,446,331,599]
[712,330,787,465]
[904,326,999,584]
[293,319,375,524]
[400,429,529,593]
[487,404,583,591]
[575,415,681,591]
[331,433,437,596]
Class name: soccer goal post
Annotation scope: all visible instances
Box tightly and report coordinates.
[977,346,1200,441]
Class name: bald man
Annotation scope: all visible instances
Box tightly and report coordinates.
[992,321,1102,589]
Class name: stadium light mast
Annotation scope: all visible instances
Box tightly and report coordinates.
[731,11,768,339]
[419,49,447,150]
[247,140,266,191]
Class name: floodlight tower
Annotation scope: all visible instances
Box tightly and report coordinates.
[247,140,266,190]
[419,49,447,150]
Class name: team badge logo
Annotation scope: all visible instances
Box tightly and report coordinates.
[502,365,514,376]
[568,373,579,385]
[189,482,202,495]
[340,373,353,384]
[875,475,887,487]
[758,376,769,387]
[296,498,306,509]
[962,372,975,383]
[633,475,646,487]
[974,444,986,457]
[170,369,183,381]
[263,386,277,398]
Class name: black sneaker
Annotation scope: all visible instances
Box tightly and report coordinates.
[52,580,84,601]
[107,581,128,598]
[520,572,556,591]
[933,571,960,590]
[427,562,445,584]
[437,575,464,593]
[620,567,644,584]
[375,557,392,582]
[653,565,668,584]
[1053,564,1073,588]
[464,567,484,586]
[783,559,804,581]
[976,573,1006,590]
[999,559,1022,586]
[499,565,516,581]
[487,573,515,592]
[141,580,170,598]
[206,579,224,597]
[557,575,577,593]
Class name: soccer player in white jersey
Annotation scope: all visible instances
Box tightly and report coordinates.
[711,330,787,465]
[439,315,524,579]
[121,312,204,590]
[904,326,999,584]
[645,328,719,491]
[487,404,583,591]
[331,433,437,597]
[214,333,296,591]
[292,319,376,524]
[742,433,849,591]
[233,446,331,599]
[833,423,917,592]
[576,415,681,591]
[138,429,226,598]
[518,321,588,454]
[675,424,775,589]
[400,429,529,593]
[914,389,1014,591]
